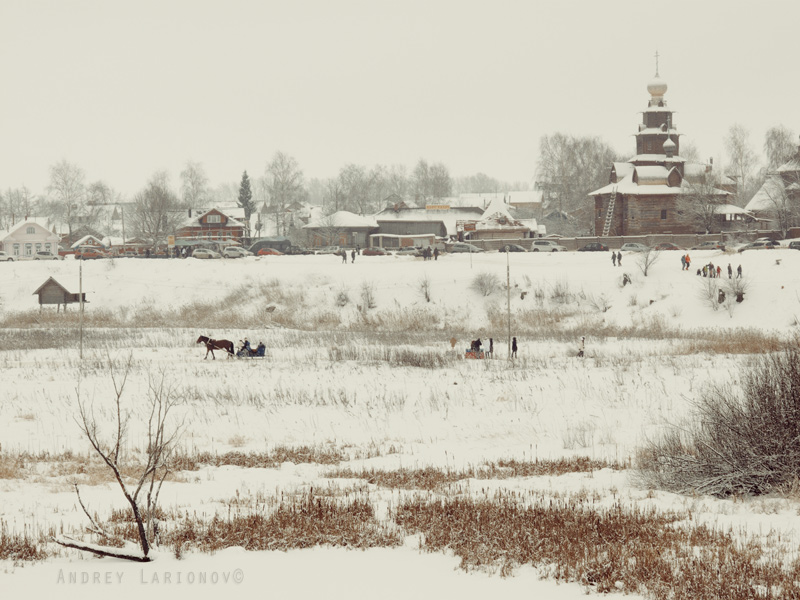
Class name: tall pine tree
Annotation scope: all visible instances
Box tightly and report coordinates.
[238,171,254,236]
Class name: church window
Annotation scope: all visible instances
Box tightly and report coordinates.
[660,210,667,220]
[26,226,35,234]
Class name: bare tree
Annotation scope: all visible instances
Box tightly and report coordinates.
[55,357,183,561]
[536,133,619,234]
[429,163,452,199]
[677,173,730,233]
[759,172,800,238]
[637,247,661,277]
[47,159,87,239]
[764,125,796,170]
[724,124,759,204]
[266,151,304,235]
[324,177,346,213]
[316,213,345,246]
[180,160,209,208]
[129,171,185,249]
[1,186,36,228]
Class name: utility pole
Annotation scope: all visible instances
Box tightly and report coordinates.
[120,204,126,251]
[506,249,511,359]
[79,257,83,360]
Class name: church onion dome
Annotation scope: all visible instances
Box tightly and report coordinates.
[647,76,667,97]
[663,137,676,151]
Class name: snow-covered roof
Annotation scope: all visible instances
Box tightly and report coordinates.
[633,166,670,185]
[71,234,107,249]
[184,207,245,228]
[480,197,516,222]
[628,154,686,164]
[304,211,378,229]
[374,206,484,236]
[713,204,753,216]
[746,175,786,212]
[776,156,800,174]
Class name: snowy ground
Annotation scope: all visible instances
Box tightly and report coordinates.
[1,247,799,599]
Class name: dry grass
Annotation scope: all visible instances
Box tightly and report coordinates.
[172,446,348,471]
[0,521,49,561]
[327,458,626,490]
[161,492,401,557]
[394,494,800,597]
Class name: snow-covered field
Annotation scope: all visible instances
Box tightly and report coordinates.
[1,247,799,599]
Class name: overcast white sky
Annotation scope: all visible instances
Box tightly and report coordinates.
[1,0,798,198]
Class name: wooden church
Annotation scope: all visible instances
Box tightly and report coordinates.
[590,65,726,236]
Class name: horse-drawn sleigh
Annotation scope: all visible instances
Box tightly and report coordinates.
[196,335,265,359]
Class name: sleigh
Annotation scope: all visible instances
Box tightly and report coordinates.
[236,346,266,358]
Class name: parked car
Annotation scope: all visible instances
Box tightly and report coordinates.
[449,242,484,253]
[222,246,253,258]
[313,246,339,255]
[192,248,222,259]
[75,248,108,260]
[501,244,528,253]
[620,242,649,252]
[653,242,684,251]
[0,251,15,262]
[531,239,566,252]
[256,248,284,256]
[577,242,609,252]
[362,247,391,256]
[284,246,314,255]
[789,241,800,251]
[395,246,424,256]
[34,250,64,260]
[691,241,726,251]
[737,240,781,252]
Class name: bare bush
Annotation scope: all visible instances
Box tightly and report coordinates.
[697,276,721,311]
[637,339,800,496]
[335,286,350,307]
[360,281,377,310]
[471,272,501,297]
[637,248,660,277]
[418,274,432,302]
[549,280,573,304]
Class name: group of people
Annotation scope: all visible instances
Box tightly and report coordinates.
[421,247,439,260]
[680,253,692,270]
[467,337,519,358]
[237,338,266,357]
[610,252,623,266]
[695,261,742,279]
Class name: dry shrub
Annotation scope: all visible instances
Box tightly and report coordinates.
[168,492,400,553]
[637,339,800,496]
[471,272,501,297]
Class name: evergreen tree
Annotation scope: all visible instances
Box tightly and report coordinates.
[238,170,254,225]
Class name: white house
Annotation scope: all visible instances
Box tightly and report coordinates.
[0,220,61,257]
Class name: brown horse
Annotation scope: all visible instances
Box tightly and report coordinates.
[196,335,234,359]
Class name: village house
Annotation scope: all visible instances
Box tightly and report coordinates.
[0,219,61,257]
[302,211,378,248]
[175,208,245,249]
[746,139,800,233]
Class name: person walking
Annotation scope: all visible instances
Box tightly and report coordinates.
[611,252,617,267]
[511,337,517,358]
[737,264,742,278]
[716,265,721,278]
[351,249,356,263]
[727,263,733,279]
[685,253,691,271]
[341,249,347,264]
[681,254,686,270]
[616,251,622,266]
[433,247,439,261]
[489,337,494,358]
